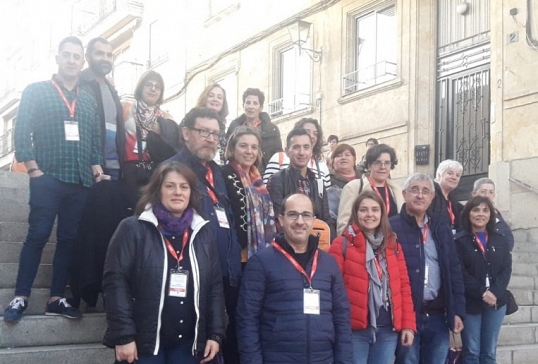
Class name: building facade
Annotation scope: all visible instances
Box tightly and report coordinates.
[0,0,537,229]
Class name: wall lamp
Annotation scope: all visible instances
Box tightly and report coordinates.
[287,20,322,62]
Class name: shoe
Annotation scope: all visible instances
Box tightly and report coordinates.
[45,298,82,319]
[3,297,28,323]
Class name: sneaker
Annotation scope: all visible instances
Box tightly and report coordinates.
[3,297,28,323]
[45,298,82,319]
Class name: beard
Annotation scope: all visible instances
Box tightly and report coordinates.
[193,146,217,162]
[89,60,112,76]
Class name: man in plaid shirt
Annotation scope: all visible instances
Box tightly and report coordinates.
[3,36,106,322]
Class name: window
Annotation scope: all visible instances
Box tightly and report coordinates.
[113,47,144,98]
[343,4,397,93]
[148,20,168,68]
[269,46,311,117]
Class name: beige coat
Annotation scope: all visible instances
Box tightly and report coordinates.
[336,178,404,235]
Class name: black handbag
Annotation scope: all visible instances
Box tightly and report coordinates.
[505,290,519,315]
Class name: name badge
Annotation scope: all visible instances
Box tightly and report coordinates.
[485,275,490,288]
[169,269,189,297]
[64,121,79,141]
[452,229,457,236]
[215,207,230,229]
[304,288,320,315]
[133,140,147,154]
[317,178,324,197]
[424,264,429,285]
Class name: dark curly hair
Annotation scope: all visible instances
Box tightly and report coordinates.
[365,144,398,170]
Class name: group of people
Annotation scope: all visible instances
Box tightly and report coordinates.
[2,35,514,364]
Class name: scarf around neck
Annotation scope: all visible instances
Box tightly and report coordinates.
[364,231,389,330]
[153,202,193,235]
[135,100,161,140]
[230,162,276,258]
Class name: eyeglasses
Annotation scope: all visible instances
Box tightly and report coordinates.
[284,211,315,221]
[371,160,392,167]
[190,127,223,141]
[477,189,495,196]
[144,81,162,91]
[407,187,432,196]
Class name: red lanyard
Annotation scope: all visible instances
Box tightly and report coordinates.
[51,80,77,119]
[164,230,190,267]
[205,166,218,205]
[422,223,429,245]
[368,178,390,216]
[272,242,319,287]
[473,232,488,255]
[373,256,383,280]
[447,200,455,226]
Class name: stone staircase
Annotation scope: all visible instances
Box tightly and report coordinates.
[0,172,113,364]
[497,229,538,363]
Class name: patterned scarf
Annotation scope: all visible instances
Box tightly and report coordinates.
[135,100,161,140]
[152,202,194,235]
[230,162,276,258]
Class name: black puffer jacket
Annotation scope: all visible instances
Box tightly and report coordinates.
[102,208,227,356]
[454,230,512,314]
[226,112,282,173]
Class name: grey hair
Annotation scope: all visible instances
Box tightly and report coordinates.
[402,173,435,191]
[473,177,495,192]
[435,159,463,182]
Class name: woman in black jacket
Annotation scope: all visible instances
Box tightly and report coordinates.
[222,126,276,264]
[454,196,512,364]
[103,161,226,364]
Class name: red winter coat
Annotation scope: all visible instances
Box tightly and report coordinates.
[329,224,416,332]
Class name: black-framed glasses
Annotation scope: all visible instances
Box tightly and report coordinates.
[371,160,392,167]
[284,211,315,221]
[144,81,162,91]
[190,127,223,141]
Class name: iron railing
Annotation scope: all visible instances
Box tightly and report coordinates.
[268,93,310,117]
[342,60,397,93]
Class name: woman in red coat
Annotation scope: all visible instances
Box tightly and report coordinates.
[329,191,416,364]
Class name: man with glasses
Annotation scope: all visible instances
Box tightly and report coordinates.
[267,128,336,239]
[389,173,465,364]
[167,107,241,363]
[236,193,353,364]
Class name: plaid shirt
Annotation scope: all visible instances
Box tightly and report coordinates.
[14,75,103,187]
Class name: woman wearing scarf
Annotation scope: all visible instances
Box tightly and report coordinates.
[121,70,180,205]
[222,126,276,264]
[103,161,226,364]
[454,196,512,364]
[329,191,416,364]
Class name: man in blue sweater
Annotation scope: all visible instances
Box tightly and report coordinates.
[236,193,352,364]
[390,173,465,364]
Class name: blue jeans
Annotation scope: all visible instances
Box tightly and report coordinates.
[15,174,89,297]
[131,340,195,364]
[395,313,450,364]
[461,305,506,364]
[352,326,399,364]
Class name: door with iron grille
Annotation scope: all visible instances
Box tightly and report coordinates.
[436,64,490,200]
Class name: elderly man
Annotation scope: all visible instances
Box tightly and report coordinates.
[267,128,335,239]
[237,193,352,364]
[167,107,241,363]
[389,173,465,364]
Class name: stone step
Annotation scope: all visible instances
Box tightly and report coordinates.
[0,172,28,190]
[0,222,56,243]
[498,323,538,346]
[0,205,29,223]
[0,187,29,207]
[0,313,107,349]
[509,275,536,290]
[0,343,114,364]
[511,289,538,306]
[502,305,538,324]
[0,241,55,264]
[0,288,79,316]
[497,344,538,364]
[512,262,538,276]
[512,241,536,253]
[512,252,538,264]
[0,263,52,289]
